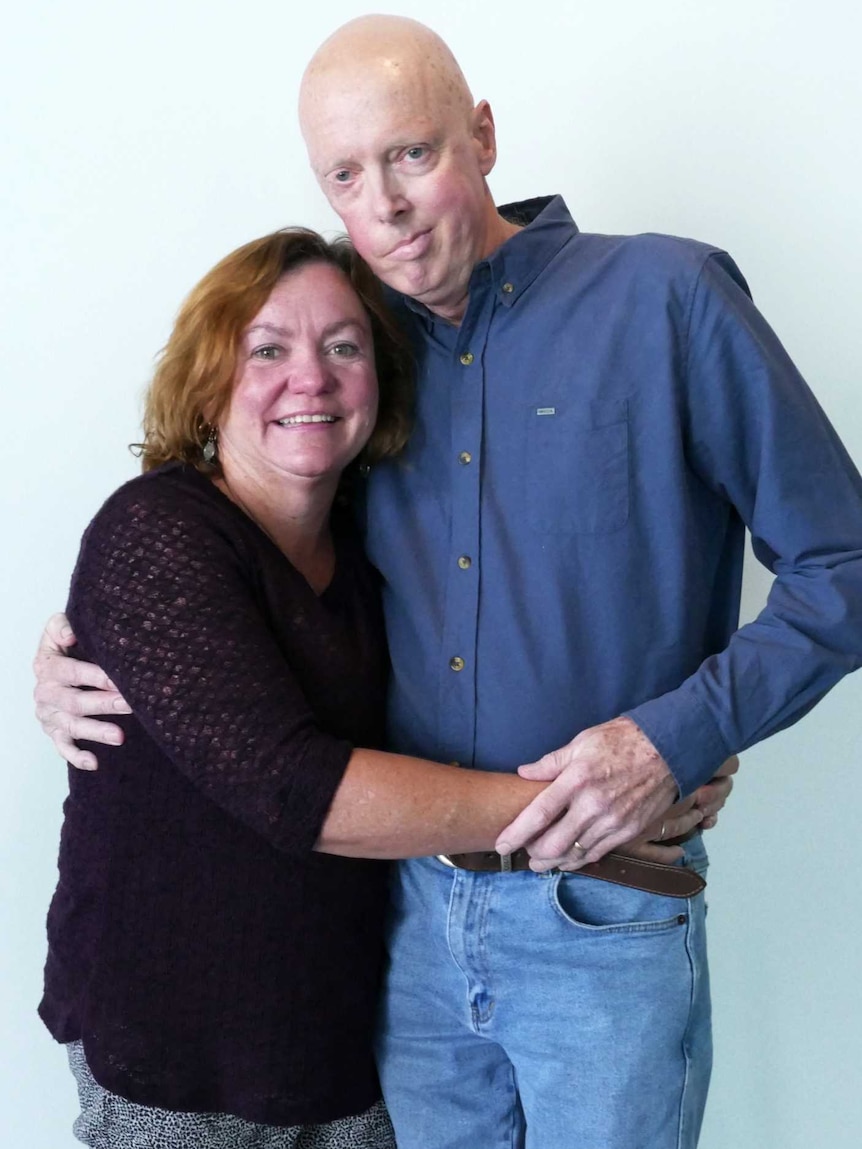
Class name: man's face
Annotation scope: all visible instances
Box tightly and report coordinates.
[302,72,496,321]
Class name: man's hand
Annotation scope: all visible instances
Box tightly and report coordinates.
[33,612,131,770]
[495,716,680,872]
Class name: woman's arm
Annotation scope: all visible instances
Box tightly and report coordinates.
[66,473,543,860]
[318,749,544,858]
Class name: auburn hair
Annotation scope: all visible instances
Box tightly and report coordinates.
[137,228,413,473]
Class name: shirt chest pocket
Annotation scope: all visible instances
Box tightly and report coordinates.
[525,399,630,535]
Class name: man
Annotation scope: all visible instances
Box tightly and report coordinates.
[34,15,862,1149]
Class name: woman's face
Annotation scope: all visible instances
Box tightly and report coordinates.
[218,261,379,488]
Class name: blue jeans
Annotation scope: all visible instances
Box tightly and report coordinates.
[376,835,711,1149]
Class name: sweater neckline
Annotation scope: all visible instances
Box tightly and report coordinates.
[168,462,347,603]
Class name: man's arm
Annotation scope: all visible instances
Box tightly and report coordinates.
[33,612,131,770]
[624,253,862,794]
[500,251,862,868]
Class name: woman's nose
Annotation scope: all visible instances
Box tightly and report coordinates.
[286,354,333,394]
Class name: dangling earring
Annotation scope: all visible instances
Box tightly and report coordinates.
[202,426,218,464]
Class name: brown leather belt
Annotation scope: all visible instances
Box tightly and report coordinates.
[436,845,705,899]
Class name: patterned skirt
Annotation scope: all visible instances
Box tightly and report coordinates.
[67,1041,396,1149]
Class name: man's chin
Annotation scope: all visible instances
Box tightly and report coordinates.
[374,261,434,299]
[369,259,463,317]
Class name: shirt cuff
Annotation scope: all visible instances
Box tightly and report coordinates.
[622,684,732,797]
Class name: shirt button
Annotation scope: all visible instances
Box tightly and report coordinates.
[449,656,465,672]
[459,352,474,366]
[457,555,472,569]
[458,451,472,465]
[502,282,514,294]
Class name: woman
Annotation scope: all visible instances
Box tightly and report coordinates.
[39,228,553,1148]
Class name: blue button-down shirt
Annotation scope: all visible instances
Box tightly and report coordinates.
[364,195,862,795]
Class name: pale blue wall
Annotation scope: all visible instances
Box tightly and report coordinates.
[2,1,860,1145]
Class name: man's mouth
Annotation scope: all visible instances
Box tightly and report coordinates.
[387,230,432,260]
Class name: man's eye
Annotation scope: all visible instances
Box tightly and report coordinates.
[252,345,281,360]
[332,169,352,184]
[405,146,426,161]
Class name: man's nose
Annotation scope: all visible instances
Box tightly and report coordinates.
[368,171,409,223]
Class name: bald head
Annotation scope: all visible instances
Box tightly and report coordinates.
[299,15,474,139]
[298,16,516,323]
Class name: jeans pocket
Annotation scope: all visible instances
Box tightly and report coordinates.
[550,871,690,935]
[525,398,630,535]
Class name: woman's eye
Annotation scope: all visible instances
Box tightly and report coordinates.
[328,342,359,358]
[252,345,281,360]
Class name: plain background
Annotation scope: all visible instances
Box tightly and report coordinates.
[2,1,860,1146]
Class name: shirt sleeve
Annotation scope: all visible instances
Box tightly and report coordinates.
[67,474,355,854]
[625,251,862,795]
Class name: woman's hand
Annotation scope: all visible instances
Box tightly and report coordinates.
[615,755,739,865]
[33,612,131,770]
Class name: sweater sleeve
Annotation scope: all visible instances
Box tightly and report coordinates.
[66,471,355,854]
[625,252,862,793]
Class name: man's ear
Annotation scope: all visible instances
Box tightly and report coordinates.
[471,100,498,176]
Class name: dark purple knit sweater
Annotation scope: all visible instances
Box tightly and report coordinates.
[39,461,390,1126]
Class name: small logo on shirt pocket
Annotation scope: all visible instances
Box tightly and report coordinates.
[526,398,630,535]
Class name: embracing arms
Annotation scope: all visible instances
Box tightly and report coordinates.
[35,611,725,866]
[36,476,554,862]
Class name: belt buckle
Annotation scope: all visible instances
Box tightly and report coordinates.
[436,852,514,872]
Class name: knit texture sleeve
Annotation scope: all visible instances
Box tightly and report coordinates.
[66,468,355,855]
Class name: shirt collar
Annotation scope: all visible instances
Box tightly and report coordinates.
[395,194,578,322]
[487,194,578,307]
